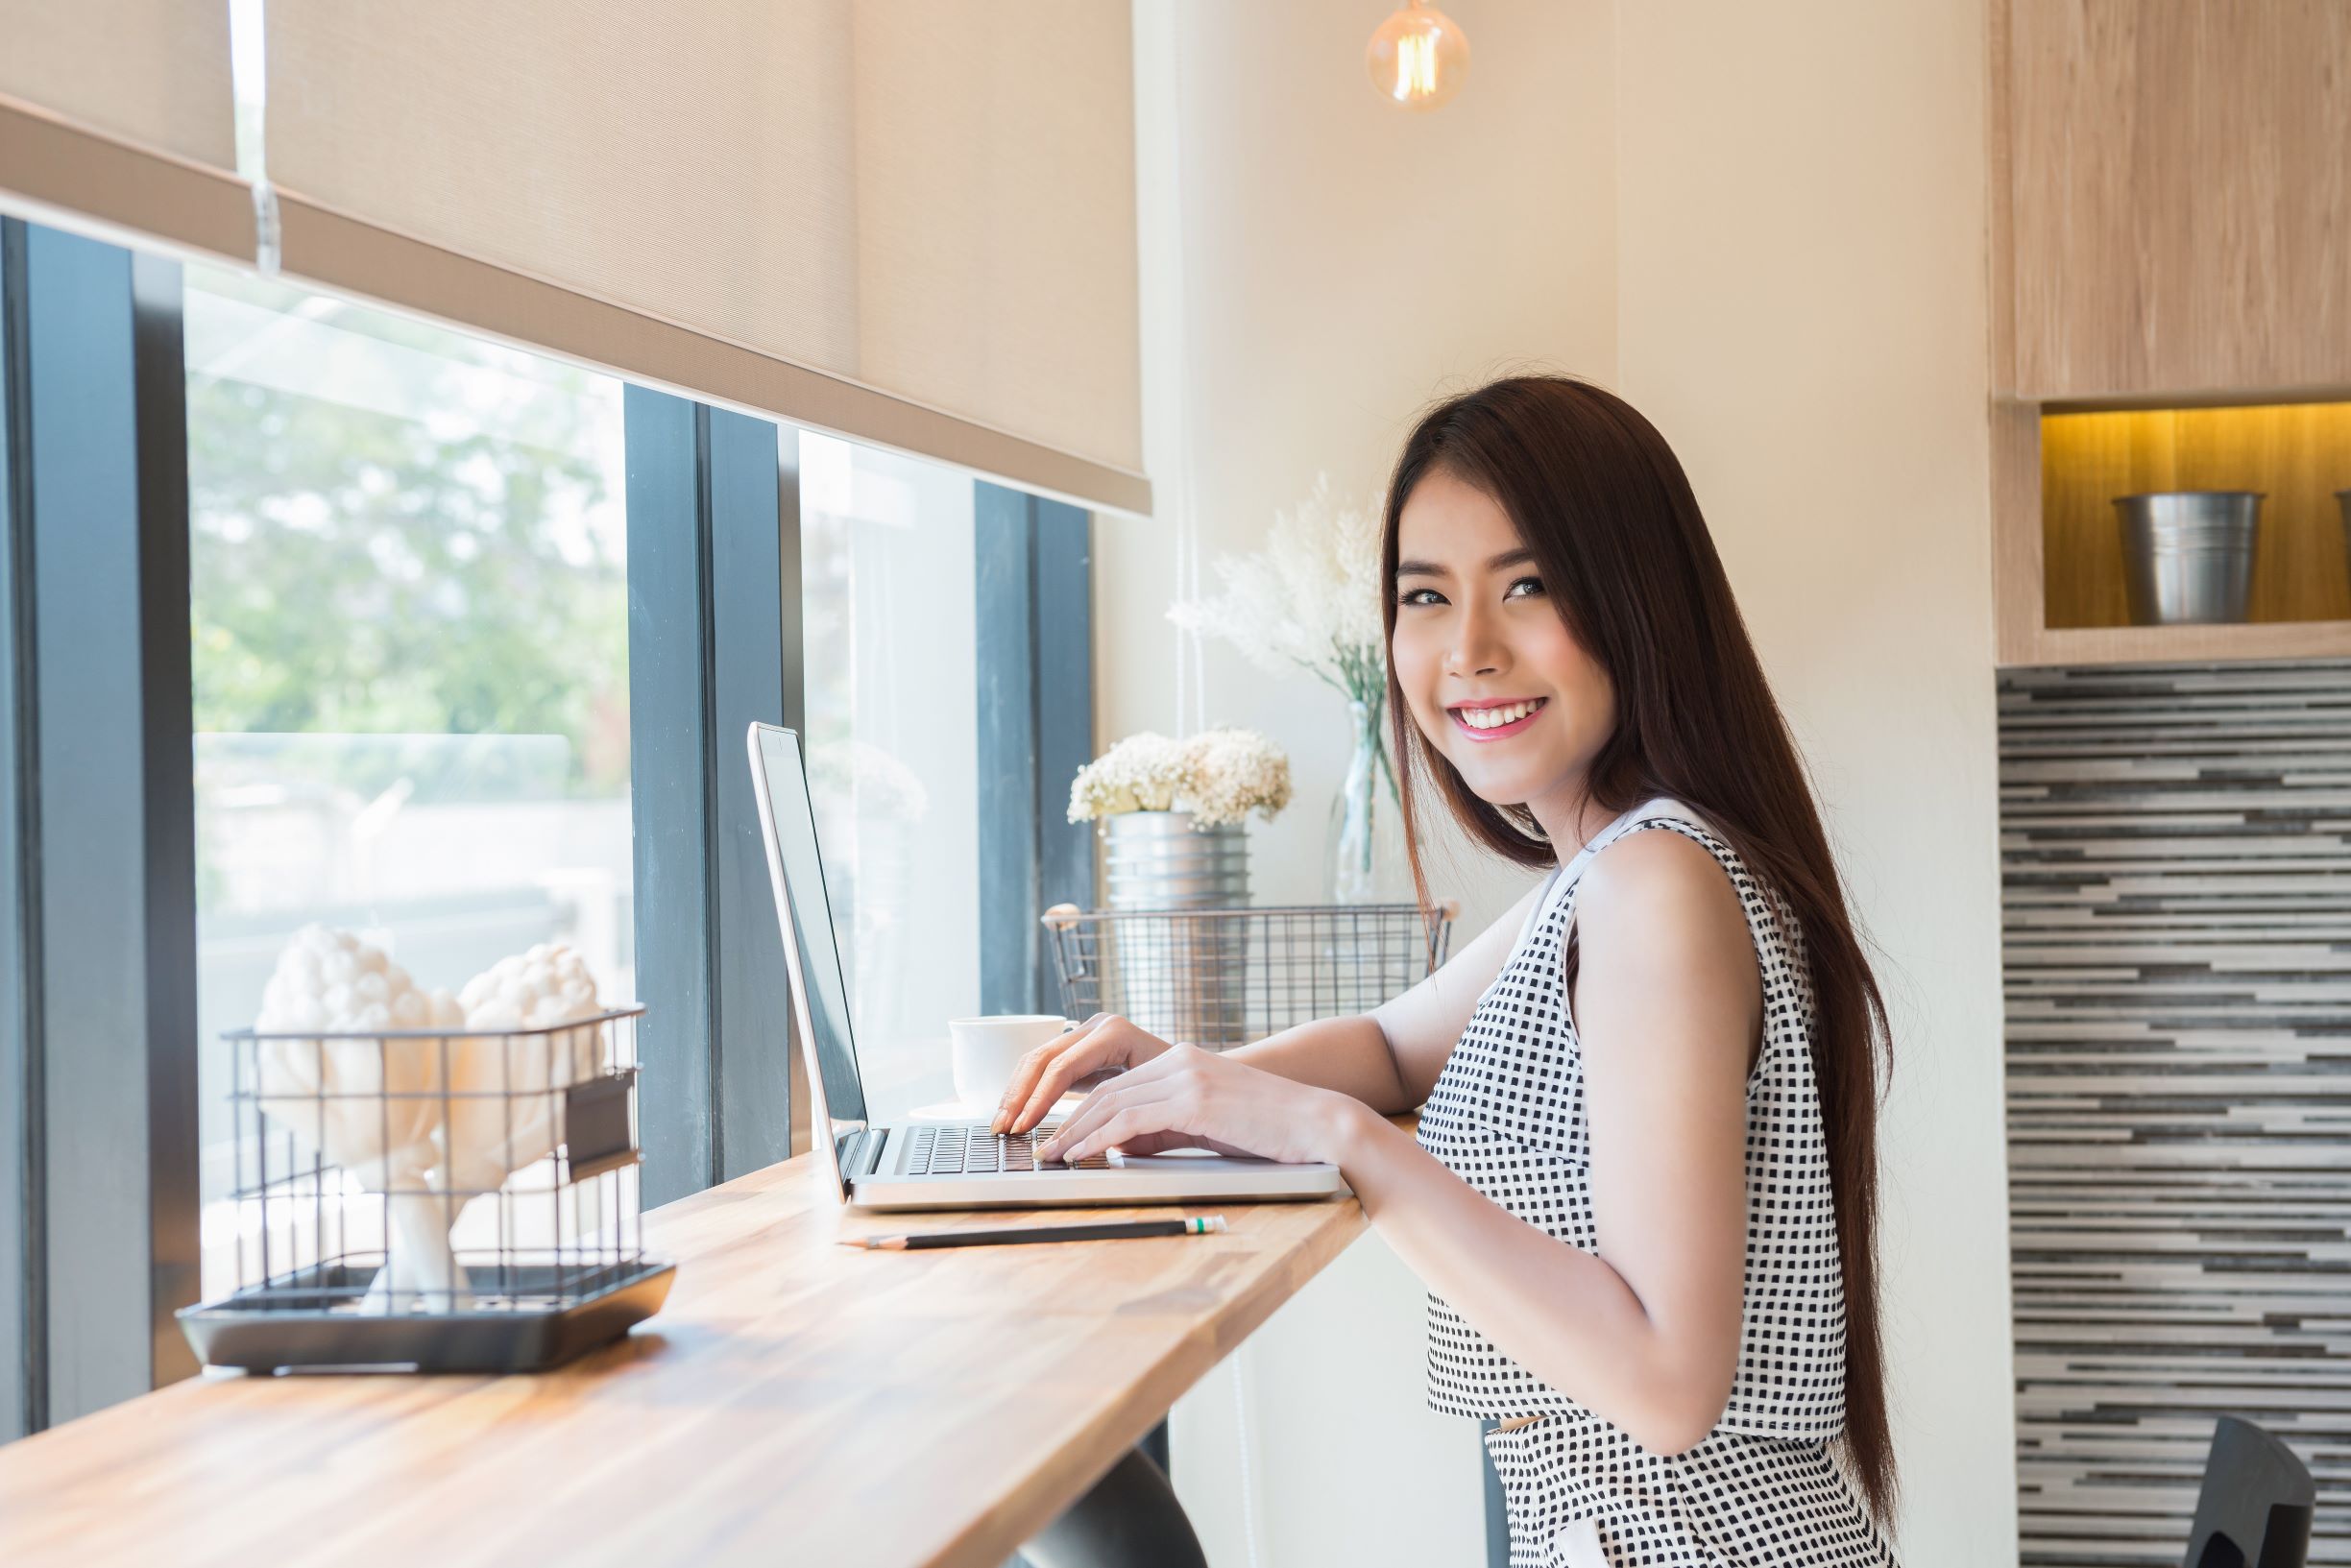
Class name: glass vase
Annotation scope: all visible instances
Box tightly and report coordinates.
[1325,695,1409,904]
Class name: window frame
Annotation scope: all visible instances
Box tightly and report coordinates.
[0,217,203,1434]
[2,219,1096,1435]
[976,486,1097,1015]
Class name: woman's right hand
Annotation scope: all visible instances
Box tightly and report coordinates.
[992,1013,1176,1135]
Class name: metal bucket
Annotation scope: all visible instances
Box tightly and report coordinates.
[2339,491,2350,601]
[1100,812,1249,1048]
[2113,491,2262,626]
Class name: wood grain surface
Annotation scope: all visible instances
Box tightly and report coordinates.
[0,1146,1375,1568]
[1996,0,2351,400]
[2042,401,2351,628]
[1994,398,2351,664]
[1991,399,2048,666]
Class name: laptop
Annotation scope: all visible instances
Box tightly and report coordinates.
[747,722,1347,1211]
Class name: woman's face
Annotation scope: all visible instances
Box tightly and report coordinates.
[1391,465,1616,829]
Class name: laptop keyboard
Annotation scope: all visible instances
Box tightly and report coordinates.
[906,1122,1112,1175]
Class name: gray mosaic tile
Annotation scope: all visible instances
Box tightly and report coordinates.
[2000,659,2350,1565]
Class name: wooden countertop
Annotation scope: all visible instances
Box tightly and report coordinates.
[0,1144,1376,1568]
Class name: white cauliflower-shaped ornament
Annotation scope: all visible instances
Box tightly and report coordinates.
[435,943,607,1203]
[254,926,465,1313]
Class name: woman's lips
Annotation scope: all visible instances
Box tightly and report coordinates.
[1448,696,1547,742]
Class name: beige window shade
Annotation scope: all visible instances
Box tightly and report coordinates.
[264,0,1147,516]
[0,0,251,261]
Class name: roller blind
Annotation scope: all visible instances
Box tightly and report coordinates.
[0,0,235,167]
[265,0,1147,514]
[0,0,251,261]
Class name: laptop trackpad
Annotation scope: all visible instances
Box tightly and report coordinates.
[1107,1150,1315,1171]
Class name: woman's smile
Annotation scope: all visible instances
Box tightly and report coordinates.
[1449,695,1549,739]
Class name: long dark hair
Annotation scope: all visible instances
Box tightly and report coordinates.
[1381,374,1897,1519]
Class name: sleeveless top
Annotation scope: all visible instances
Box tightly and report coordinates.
[1418,799,1899,1568]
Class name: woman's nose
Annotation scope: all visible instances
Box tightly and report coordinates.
[1444,604,1507,678]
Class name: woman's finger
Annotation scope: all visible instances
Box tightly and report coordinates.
[1036,1078,1151,1158]
[1030,1036,1191,1142]
[1057,1101,1185,1166]
[1039,1079,1178,1162]
[1001,1035,1102,1135]
[1006,1015,1174,1134]
[994,1017,1105,1134]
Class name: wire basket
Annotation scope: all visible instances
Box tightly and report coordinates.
[1041,902,1457,1049]
[178,1005,674,1375]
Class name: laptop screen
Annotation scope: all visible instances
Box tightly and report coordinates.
[753,726,868,1134]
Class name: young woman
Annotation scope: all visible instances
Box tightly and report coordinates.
[991,375,1900,1567]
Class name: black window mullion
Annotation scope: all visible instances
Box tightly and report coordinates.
[0,219,36,1445]
[8,221,199,1430]
[976,486,1097,1017]
[1029,496,1095,1009]
[708,407,794,1183]
[775,434,810,1160]
[624,387,718,1206]
[624,389,797,1205]
[975,486,1041,1014]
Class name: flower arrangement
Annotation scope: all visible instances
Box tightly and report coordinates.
[1165,475,1404,900]
[1166,473,1389,720]
[1068,728,1292,830]
[253,928,610,1313]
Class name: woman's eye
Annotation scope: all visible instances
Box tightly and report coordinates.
[1397,587,1446,608]
[1505,576,1545,600]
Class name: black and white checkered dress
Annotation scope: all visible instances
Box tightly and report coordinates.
[1417,799,1900,1568]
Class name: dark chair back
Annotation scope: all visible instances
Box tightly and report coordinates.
[2185,1415,2315,1568]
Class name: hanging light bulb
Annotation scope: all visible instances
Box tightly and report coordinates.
[1367,0,1470,112]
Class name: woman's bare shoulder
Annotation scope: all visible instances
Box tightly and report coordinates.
[1574,827,1753,975]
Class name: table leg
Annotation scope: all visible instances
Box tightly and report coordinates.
[1017,1441,1207,1568]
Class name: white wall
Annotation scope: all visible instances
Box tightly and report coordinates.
[1108,1,2016,1562]
[1113,0,1618,944]
[1612,5,2016,1559]
[1113,6,1619,1560]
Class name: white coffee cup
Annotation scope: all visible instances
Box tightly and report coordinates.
[948,1014,1075,1110]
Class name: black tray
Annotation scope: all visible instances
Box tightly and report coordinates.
[177,1258,677,1374]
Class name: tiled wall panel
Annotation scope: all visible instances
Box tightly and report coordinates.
[2000,661,2349,1565]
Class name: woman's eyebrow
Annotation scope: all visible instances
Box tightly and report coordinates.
[1395,547,1534,578]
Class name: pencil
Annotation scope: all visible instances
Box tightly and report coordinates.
[843,1216,1227,1250]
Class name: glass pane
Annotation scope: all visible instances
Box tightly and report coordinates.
[185,268,631,1303]
[796,428,982,1118]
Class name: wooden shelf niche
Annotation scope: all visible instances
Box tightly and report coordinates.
[1997,398,2351,666]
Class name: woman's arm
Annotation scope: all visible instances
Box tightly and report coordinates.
[1224,877,1546,1112]
[999,878,1545,1131]
[1039,830,1759,1454]
[1330,830,1759,1451]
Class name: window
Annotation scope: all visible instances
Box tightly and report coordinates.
[797,429,983,1117]
[5,219,1086,1437]
[183,267,632,1301]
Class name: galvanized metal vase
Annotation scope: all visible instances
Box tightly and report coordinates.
[2113,491,2262,625]
[1100,811,1250,1049]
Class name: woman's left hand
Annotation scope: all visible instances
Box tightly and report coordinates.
[1035,1043,1358,1168]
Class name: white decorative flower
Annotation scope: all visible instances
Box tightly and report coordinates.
[436,943,607,1197]
[1069,732,1194,821]
[1167,473,1387,702]
[253,925,467,1311]
[1067,728,1292,829]
[1178,728,1294,828]
[809,737,931,821]
[253,925,463,1192]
